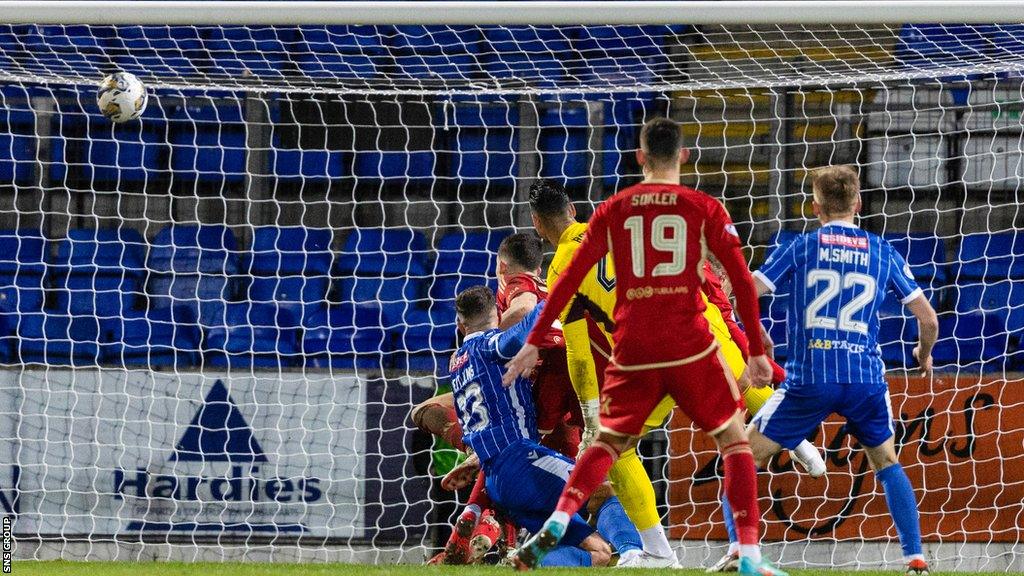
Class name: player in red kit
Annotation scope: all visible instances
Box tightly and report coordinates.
[504,117,787,576]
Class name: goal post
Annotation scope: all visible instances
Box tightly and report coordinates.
[0,2,1020,571]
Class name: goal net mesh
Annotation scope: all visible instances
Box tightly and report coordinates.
[0,20,1020,570]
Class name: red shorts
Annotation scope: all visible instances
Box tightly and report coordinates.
[533,347,584,433]
[599,344,743,437]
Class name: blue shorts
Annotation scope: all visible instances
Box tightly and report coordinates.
[751,382,894,450]
[485,439,594,547]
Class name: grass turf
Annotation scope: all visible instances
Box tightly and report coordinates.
[11,562,1024,576]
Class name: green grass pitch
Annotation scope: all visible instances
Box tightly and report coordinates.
[11,563,1024,576]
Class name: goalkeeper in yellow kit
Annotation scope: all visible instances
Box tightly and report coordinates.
[528,179,825,569]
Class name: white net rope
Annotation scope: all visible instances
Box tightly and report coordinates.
[0,20,1018,570]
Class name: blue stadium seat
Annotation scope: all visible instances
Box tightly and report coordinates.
[202,302,301,367]
[433,229,511,276]
[16,311,101,366]
[539,105,589,184]
[353,150,436,181]
[397,303,459,373]
[480,27,570,87]
[21,25,108,78]
[51,108,166,185]
[110,26,204,78]
[336,228,429,277]
[0,230,46,314]
[269,136,345,181]
[302,303,390,369]
[572,26,669,85]
[51,273,142,317]
[53,227,147,272]
[389,25,485,54]
[338,276,424,327]
[102,305,201,368]
[428,274,495,307]
[444,103,518,188]
[0,102,37,185]
[148,224,240,274]
[760,294,789,362]
[880,281,943,318]
[0,229,46,275]
[931,312,1009,372]
[168,101,247,183]
[953,280,1024,335]
[295,26,381,80]
[884,233,949,283]
[879,314,920,367]
[147,273,233,330]
[201,26,297,79]
[895,25,998,68]
[250,226,333,276]
[956,232,1024,279]
[247,275,330,326]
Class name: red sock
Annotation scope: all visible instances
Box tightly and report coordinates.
[722,441,760,546]
[554,443,617,517]
[467,471,492,510]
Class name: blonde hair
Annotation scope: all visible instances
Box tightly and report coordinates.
[812,165,861,217]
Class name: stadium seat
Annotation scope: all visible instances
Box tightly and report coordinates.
[896,24,998,69]
[202,302,301,368]
[884,233,949,283]
[760,294,789,362]
[295,26,382,80]
[269,137,345,181]
[443,102,519,188]
[250,226,334,276]
[956,232,1024,279]
[102,305,202,368]
[51,110,167,186]
[110,26,205,78]
[247,275,330,326]
[0,230,47,314]
[148,273,233,328]
[338,276,425,327]
[953,280,1024,335]
[931,311,1010,372]
[480,27,570,87]
[201,26,298,79]
[397,303,459,374]
[16,311,101,366]
[21,25,108,78]
[433,228,511,277]
[0,103,37,185]
[879,281,944,318]
[148,224,240,274]
[335,228,429,277]
[302,303,390,369]
[572,25,670,85]
[168,101,247,184]
[539,105,589,185]
[879,314,920,367]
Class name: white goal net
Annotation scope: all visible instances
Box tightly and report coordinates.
[0,6,1021,570]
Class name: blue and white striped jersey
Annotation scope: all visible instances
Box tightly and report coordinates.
[754,222,922,390]
[449,303,542,467]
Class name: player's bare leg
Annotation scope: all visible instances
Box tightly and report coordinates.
[711,415,787,576]
[863,438,928,575]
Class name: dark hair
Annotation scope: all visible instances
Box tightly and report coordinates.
[640,117,682,166]
[498,232,544,271]
[812,165,861,216]
[528,179,570,219]
[455,285,496,323]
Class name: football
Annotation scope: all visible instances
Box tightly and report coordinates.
[96,72,148,123]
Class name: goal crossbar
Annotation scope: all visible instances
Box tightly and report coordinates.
[4,1,1024,25]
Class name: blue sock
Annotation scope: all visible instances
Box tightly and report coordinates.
[596,496,643,555]
[541,546,593,567]
[877,463,922,558]
[721,492,738,547]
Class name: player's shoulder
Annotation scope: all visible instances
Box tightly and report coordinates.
[505,272,545,294]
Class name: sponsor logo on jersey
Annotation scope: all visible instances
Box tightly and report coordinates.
[450,352,469,372]
[820,233,868,249]
[115,380,322,532]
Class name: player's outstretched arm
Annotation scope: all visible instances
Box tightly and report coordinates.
[906,294,938,379]
[493,301,546,360]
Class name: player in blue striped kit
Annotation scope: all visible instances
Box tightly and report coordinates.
[750,166,939,576]
[449,285,644,567]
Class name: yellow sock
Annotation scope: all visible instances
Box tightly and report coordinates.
[607,447,660,531]
[742,384,774,416]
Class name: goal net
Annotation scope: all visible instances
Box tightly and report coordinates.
[0,6,1021,570]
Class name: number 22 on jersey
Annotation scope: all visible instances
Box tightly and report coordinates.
[623,214,688,278]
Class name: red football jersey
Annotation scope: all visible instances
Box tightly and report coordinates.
[497,272,564,349]
[528,182,764,368]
